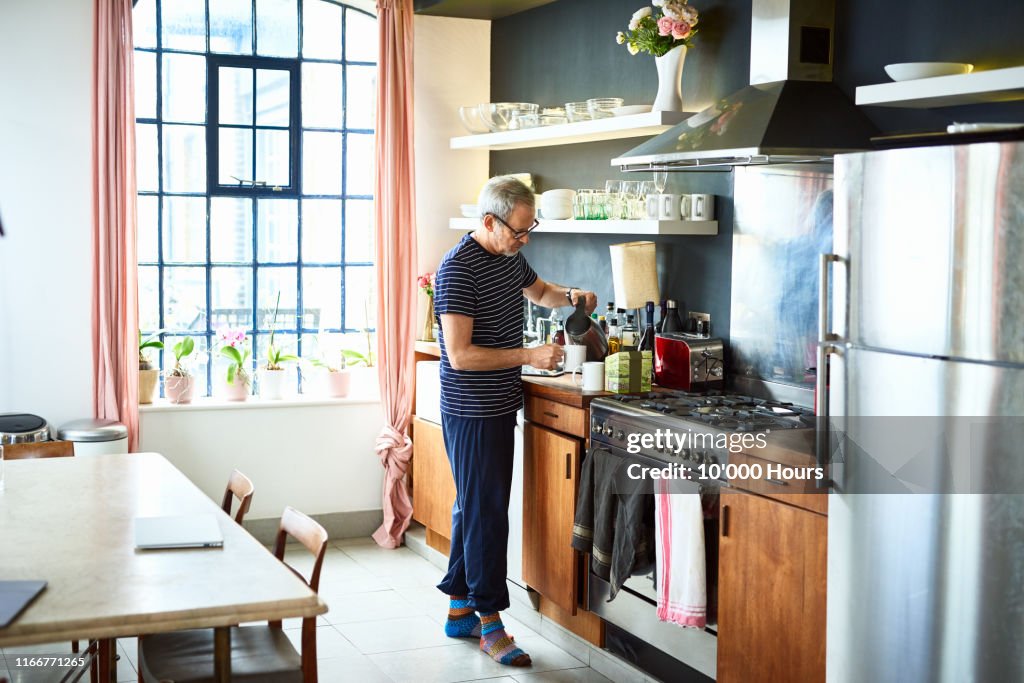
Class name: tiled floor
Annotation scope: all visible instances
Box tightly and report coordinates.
[0,537,616,683]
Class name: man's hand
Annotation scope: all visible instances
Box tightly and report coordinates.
[528,343,565,371]
[570,289,599,315]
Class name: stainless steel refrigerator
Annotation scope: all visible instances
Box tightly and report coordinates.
[825,141,1024,682]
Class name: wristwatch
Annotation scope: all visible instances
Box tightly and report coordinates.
[565,288,578,304]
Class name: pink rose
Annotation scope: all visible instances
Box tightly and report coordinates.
[657,16,675,36]
[671,20,692,40]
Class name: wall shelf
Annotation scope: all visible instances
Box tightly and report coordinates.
[450,111,691,150]
[449,217,717,236]
[855,65,1024,108]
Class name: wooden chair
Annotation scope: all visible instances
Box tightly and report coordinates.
[220,469,255,524]
[137,506,328,683]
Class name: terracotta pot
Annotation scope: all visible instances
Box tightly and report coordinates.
[220,373,250,401]
[139,368,159,404]
[164,374,195,404]
[325,370,352,398]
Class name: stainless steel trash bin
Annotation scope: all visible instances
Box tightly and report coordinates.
[58,419,128,456]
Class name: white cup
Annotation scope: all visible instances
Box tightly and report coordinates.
[689,193,715,221]
[562,344,587,372]
[572,361,605,392]
[680,194,693,220]
[645,193,681,220]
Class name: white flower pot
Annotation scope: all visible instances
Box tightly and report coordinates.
[220,372,250,401]
[324,370,352,398]
[259,368,289,400]
[164,374,195,404]
[653,45,688,112]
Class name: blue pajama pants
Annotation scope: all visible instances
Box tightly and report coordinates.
[436,412,517,614]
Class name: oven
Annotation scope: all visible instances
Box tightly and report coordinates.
[583,391,814,682]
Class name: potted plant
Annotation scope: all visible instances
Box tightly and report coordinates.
[217,326,251,401]
[309,347,370,398]
[259,293,299,400]
[164,336,195,404]
[139,331,164,404]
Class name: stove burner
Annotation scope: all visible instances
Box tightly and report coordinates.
[593,390,813,433]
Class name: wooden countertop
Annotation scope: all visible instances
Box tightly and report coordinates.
[522,374,610,409]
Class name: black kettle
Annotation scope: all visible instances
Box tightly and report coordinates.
[564,297,608,362]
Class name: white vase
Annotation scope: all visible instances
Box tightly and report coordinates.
[653,45,688,112]
[259,368,288,400]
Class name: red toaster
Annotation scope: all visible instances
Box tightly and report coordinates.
[653,333,726,391]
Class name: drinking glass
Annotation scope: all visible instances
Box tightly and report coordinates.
[574,189,594,220]
[640,180,656,199]
[605,180,623,219]
[621,181,641,220]
[590,191,609,220]
[653,171,668,194]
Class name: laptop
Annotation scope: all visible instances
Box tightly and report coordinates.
[0,580,47,628]
[134,513,224,550]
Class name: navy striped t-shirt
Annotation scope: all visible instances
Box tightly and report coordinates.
[434,233,538,417]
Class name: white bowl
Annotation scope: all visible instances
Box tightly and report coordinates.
[459,204,478,218]
[542,189,576,201]
[884,62,973,81]
[540,204,573,220]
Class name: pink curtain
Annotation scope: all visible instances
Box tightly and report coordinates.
[372,0,418,549]
[92,0,140,451]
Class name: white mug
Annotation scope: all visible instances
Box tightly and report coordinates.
[562,344,587,372]
[572,361,605,392]
[689,193,715,221]
[680,194,693,220]
[654,193,681,220]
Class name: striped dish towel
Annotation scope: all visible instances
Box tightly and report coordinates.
[654,480,707,628]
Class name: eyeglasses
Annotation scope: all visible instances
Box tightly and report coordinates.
[487,213,540,240]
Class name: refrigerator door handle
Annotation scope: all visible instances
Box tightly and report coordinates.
[817,253,845,489]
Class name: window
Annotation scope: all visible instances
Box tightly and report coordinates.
[134,0,378,397]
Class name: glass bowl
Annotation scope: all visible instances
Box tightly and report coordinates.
[565,102,594,123]
[477,103,540,132]
[587,97,625,119]
[458,105,490,134]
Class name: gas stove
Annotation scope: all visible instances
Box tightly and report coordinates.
[589,390,814,468]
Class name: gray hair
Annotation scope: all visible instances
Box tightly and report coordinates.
[477,175,535,221]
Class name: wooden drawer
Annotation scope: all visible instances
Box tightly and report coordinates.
[727,451,828,515]
[525,396,585,437]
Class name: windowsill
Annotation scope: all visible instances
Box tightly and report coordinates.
[140,391,381,413]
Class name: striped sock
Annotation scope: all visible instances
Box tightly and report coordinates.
[479,612,531,667]
[444,596,481,638]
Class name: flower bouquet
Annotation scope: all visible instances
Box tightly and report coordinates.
[616,1,700,57]
[218,326,251,401]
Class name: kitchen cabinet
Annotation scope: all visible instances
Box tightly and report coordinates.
[410,416,456,552]
[855,64,1024,108]
[717,490,827,683]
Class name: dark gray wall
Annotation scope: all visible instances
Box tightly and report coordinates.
[487,0,1024,338]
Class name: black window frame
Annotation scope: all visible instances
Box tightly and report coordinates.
[207,54,302,198]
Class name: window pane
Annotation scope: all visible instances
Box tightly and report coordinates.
[302,63,342,129]
[139,265,160,331]
[211,266,253,329]
[302,0,341,60]
[134,0,157,49]
[218,67,253,125]
[256,0,298,58]
[345,65,376,130]
[163,124,206,192]
[302,267,341,330]
[138,195,159,263]
[302,132,342,195]
[162,53,207,123]
[134,50,156,119]
[162,0,206,52]
[210,0,253,54]
[164,266,208,331]
[345,199,374,263]
[256,129,290,187]
[302,199,341,263]
[161,335,209,397]
[136,123,159,192]
[218,127,253,185]
[345,10,377,63]
[162,197,207,263]
[346,133,374,196]
[257,268,298,329]
[345,266,376,330]
[256,69,290,127]
[211,197,253,262]
[257,199,297,262]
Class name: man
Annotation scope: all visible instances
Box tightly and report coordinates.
[433,176,597,667]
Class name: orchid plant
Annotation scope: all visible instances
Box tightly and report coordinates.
[616,0,700,57]
[264,292,298,371]
[169,336,195,377]
[139,331,164,369]
[218,326,251,386]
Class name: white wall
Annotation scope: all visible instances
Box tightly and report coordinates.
[413,15,490,328]
[0,0,94,426]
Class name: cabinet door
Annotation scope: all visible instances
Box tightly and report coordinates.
[718,492,827,683]
[411,417,456,537]
[522,421,581,615]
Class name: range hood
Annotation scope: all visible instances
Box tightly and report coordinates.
[613,0,877,171]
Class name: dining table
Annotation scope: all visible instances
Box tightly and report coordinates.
[0,452,327,682]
